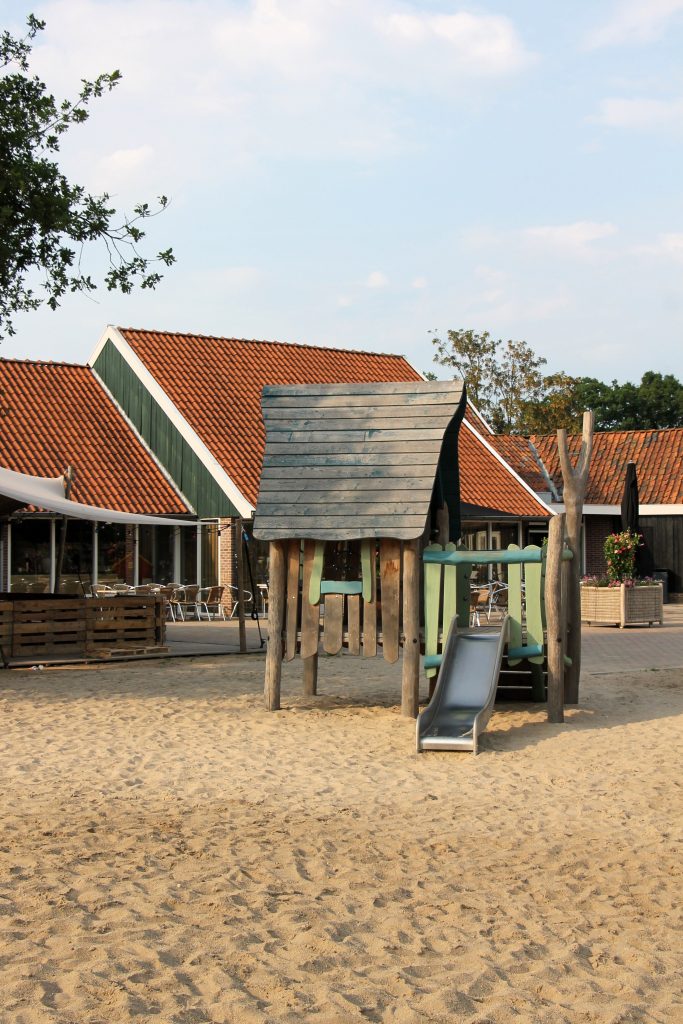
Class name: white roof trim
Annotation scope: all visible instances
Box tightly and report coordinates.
[552,502,683,517]
[462,418,555,516]
[466,399,495,435]
[89,327,254,518]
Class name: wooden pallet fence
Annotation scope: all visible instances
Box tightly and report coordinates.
[0,595,167,662]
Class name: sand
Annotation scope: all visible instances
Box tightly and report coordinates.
[0,653,681,1024]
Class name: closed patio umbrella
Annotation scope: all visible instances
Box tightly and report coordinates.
[620,461,653,575]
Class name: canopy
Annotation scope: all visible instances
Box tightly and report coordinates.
[0,466,193,526]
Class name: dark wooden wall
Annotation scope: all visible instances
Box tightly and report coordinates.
[640,516,683,593]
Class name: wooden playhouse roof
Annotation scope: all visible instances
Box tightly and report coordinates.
[253,380,466,541]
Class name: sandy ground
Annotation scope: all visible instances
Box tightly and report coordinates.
[0,654,681,1024]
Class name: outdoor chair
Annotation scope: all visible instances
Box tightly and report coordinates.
[175,584,200,621]
[91,583,117,597]
[158,584,182,621]
[112,583,134,593]
[227,585,253,619]
[197,586,227,621]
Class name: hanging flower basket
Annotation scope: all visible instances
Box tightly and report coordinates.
[580,581,663,628]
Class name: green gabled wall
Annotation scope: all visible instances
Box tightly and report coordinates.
[93,339,240,518]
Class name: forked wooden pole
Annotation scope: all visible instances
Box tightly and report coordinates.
[401,539,420,718]
[264,540,286,710]
[545,511,566,724]
[557,411,594,705]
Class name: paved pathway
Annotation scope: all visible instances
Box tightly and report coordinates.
[166,606,683,675]
[582,603,683,675]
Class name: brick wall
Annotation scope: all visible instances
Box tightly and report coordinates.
[218,517,237,607]
[584,515,619,575]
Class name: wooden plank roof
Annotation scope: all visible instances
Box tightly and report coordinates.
[253,381,466,541]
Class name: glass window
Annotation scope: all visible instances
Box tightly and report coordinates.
[11,518,51,593]
[98,524,135,586]
[491,522,519,583]
[57,520,92,595]
[201,521,219,588]
[181,526,197,585]
[139,525,175,585]
[460,523,488,584]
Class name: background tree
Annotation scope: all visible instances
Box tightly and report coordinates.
[428,329,498,410]
[0,15,175,338]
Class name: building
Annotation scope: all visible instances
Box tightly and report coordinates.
[493,428,683,597]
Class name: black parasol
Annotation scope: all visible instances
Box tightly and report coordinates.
[620,461,653,576]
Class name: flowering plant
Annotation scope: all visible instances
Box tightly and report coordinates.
[603,529,642,583]
[581,574,656,589]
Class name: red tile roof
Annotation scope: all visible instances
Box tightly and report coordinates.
[490,434,554,495]
[530,428,683,505]
[120,329,423,506]
[118,329,553,517]
[459,423,551,518]
[0,359,190,514]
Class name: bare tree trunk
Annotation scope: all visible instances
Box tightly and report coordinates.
[556,411,594,705]
[545,511,566,723]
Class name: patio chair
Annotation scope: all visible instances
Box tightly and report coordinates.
[175,584,200,621]
[197,586,227,621]
[470,585,491,627]
[227,585,253,619]
[91,583,117,597]
[112,583,135,592]
[488,582,508,620]
[158,584,182,621]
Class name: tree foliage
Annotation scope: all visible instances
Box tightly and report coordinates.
[429,328,548,432]
[0,15,175,337]
[430,330,683,434]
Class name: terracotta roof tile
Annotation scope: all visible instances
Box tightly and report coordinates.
[459,425,550,518]
[0,359,189,514]
[119,329,423,507]
[530,428,683,505]
[117,329,553,518]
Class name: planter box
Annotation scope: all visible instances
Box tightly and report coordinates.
[580,583,663,628]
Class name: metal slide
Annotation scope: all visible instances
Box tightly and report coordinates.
[416,615,509,755]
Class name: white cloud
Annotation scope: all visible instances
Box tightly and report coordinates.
[585,0,683,48]
[381,10,534,75]
[366,271,389,289]
[590,96,683,129]
[411,276,428,289]
[633,233,683,259]
[524,221,618,251]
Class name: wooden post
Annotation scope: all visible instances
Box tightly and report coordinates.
[301,540,319,694]
[53,466,74,594]
[557,411,594,705]
[436,502,449,546]
[264,540,286,711]
[235,519,247,654]
[545,512,565,724]
[401,539,420,718]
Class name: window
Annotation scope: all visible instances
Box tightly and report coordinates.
[98,524,135,586]
[11,518,51,592]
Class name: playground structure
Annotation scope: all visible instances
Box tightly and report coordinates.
[253,380,591,742]
[253,380,467,717]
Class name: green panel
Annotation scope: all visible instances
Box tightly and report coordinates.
[507,544,524,666]
[308,541,325,604]
[93,340,239,518]
[423,543,443,680]
[524,545,544,665]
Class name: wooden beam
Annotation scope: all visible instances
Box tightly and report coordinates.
[300,540,319,693]
[264,540,286,711]
[545,512,565,723]
[401,539,420,718]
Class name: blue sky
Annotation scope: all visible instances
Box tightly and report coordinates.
[3,0,683,382]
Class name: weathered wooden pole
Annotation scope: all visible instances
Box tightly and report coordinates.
[52,466,74,594]
[557,410,594,705]
[545,511,565,723]
[264,540,286,710]
[235,519,247,654]
[301,540,319,695]
[401,539,420,717]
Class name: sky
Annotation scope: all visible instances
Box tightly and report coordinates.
[3,0,683,382]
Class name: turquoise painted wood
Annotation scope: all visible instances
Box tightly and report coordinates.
[442,542,459,634]
[93,340,239,518]
[320,581,363,595]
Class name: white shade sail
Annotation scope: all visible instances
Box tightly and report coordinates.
[0,466,193,526]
